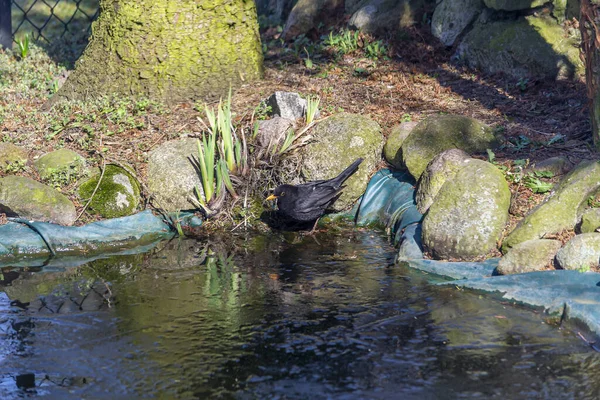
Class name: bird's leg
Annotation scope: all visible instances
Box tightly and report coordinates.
[310,217,321,233]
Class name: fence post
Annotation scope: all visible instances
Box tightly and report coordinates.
[0,0,11,50]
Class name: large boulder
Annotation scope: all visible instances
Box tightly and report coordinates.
[416,148,472,214]
[0,143,28,172]
[349,0,429,33]
[281,0,343,40]
[431,0,484,46]
[383,121,418,169]
[0,176,76,225]
[555,233,600,270]
[78,165,141,218]
[422,159,510,260]
[456,15,583,80]
[496,239,562,275]
[147,139,203,212]
[299,113,383,211]
[503,160,600,251]
[401,114,499,180]
[34,148,87,187]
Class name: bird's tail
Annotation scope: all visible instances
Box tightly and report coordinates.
[331,158,363,187]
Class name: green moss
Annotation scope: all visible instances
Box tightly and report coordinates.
[55,0,263,104]
[34,148,87,187]
[78,164,141,218]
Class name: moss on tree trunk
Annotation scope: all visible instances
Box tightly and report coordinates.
[53,0,263,104]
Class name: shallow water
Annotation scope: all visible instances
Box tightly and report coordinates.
[1,229,599,399]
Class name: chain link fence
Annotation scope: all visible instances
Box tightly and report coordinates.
[1,0,100,49]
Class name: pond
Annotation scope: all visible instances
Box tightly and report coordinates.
[1,228,599,399]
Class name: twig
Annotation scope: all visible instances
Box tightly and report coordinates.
[75,158,106,222]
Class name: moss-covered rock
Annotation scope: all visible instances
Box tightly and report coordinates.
[416,149,472,214]
[383,121,417,169]
[34,148,87,187]
[431,0,483,46]
[299,113,383,211]
[401,114,499,180]
[456,15,584,80]
[483,0,545,10]
[503,160,600,251]
[147,138,203,212]
[422,159,510,260]
[349,0,429,33]
[78,165,141,218]
[526,156,571,177]
[0,143,28,172]
[496,239,562,275]
[579,208,600,233]
[0,175,76,225]
[555,233,600,270]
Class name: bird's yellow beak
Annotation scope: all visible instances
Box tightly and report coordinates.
[266,194,278,201]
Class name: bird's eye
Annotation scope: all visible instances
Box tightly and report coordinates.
[280,192,285,197]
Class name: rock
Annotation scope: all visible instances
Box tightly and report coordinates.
[266,92,307,120]
[555,233,600,270]
[503,160,600,251]
[401,114,499,180]
[483,0,545,10]
[0,176,76,225]
[416,149,472,214]
[0,143,28,172]
[383,121,418,169]
[496,239,562,275]
[456,15,584,80]
[256,116,295,149]
[78,165,141,218]
[300,113,383,211]
[147,139,203,212]
[34,148,87,187]
[255,0,296,26]
[422,159,510,260]
[281,0,343,40]
[579,208,600,233]
[431,0,483,46]
[349,0,427,33]
[527,156,571,177]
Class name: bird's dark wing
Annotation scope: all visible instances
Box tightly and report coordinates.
[293,184,341,213]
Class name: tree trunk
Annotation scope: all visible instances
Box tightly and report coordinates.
[52,0,263,105]
[581,0,600,147]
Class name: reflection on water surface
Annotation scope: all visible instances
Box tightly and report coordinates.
[1,229,599,399]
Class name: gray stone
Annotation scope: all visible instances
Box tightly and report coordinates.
[416,149,472,214]
[497,239,562,275]
[78,165,141,218]
[267,92,307,120]
[34,148,87,186]
[401,114,500,180]
[383,121,418,169]
[431,0,483,46]
[299,113,383,211]
[455,15,583,80]
[281,0,343,40]
[0,175,76,225]
[256,116,295,149]
[0,143,28,171]
[348,0,426,33]
[503,160,600,251]
[579,208,600,233]
[555,233,600,270]
[422,159,510,260]
[147,139,204,212]
[527,156,571,177]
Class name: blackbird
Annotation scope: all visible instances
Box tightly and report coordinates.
[266,158,363,223]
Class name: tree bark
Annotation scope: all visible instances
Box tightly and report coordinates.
[52,0,263,105]
[581,0,600,147]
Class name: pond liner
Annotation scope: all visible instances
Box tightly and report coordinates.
[0,210,202,269]
[357,169,600,338]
